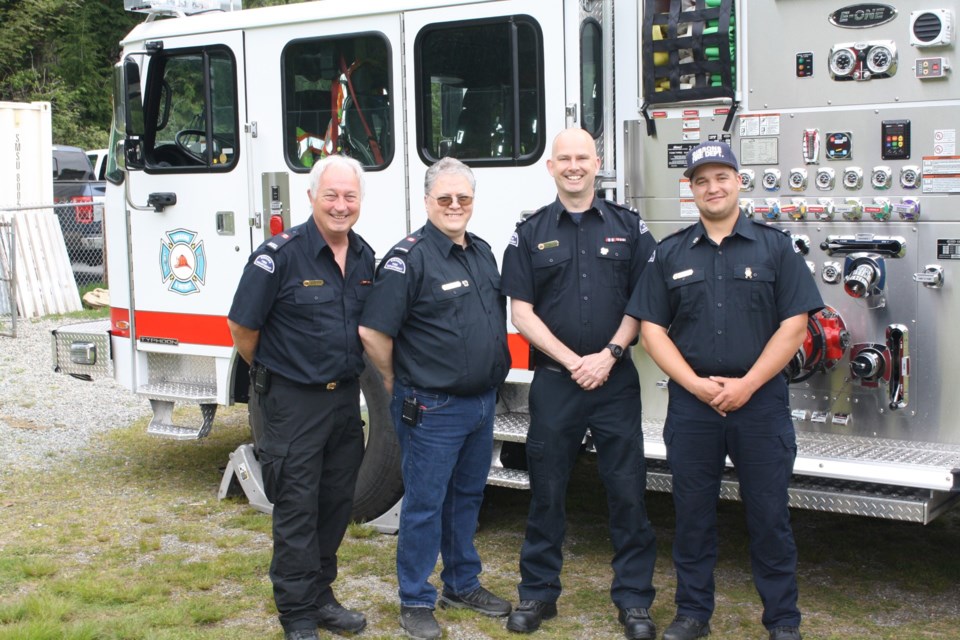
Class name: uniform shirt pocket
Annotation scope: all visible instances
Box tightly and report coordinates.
[294,285,337,304]
[732,263,776,311]
[596,244,631,290]
[666,269,706,321]
[531,247,571,294]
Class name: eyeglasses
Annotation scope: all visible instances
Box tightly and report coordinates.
[428,194,474,207]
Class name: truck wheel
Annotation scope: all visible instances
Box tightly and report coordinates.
[246,365,404,523]
[352,363,404,522]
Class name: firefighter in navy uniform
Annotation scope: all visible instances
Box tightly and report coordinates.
[627,141,823,640]
[227,155,374,640]
[500,128,659,640]
[360,158,512,640]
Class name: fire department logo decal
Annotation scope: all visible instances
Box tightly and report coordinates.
[160,228,207,295]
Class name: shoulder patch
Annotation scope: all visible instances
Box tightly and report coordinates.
[382,256,406,274]
[264,229,298,253]
[639,219,650,235]
[509,232,519,247]
[253,254,275,273]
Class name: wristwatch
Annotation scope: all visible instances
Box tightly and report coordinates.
[605,343,624,360]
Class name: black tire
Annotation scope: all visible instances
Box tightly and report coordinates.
[246,363,404,523]
[351,363,404,522]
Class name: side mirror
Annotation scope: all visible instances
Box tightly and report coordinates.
[122,57,145,137]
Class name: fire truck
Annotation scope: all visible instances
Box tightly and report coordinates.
[53,0,960,531]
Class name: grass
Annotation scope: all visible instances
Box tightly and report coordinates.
[0,406,958,639]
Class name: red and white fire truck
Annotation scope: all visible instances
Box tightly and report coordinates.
[54,0,960,531]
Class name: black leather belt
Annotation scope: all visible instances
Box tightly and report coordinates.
[531,351,565,373]
[271,371,357,391]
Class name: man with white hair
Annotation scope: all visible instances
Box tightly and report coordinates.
[228,155,374,640]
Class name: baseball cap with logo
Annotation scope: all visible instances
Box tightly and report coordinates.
[683,141,739,178]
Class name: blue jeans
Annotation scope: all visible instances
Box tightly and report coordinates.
[390,382,497,608]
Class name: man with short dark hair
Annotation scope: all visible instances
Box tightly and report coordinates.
[628,141,823,640]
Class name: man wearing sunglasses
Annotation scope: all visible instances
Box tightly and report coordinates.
[360,157,512,640]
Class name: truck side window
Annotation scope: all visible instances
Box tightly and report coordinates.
[415,15,545,166]
[580,19,603,138]
[282,34,392,171]
[144,47,239,172]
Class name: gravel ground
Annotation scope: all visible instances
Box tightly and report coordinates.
[0,316,151,474]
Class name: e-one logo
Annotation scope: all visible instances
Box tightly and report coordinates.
[829,4,897,28]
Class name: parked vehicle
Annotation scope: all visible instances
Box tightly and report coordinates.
[53,145,105,270]
[52,0,960,531]
[87,148,109,181]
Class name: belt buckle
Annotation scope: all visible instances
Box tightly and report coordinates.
[325,381,338,391]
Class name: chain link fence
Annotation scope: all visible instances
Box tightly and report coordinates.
[0,219,15,337]
[0,201,103,319]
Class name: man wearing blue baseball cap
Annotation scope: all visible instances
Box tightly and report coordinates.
[625,141,823,640]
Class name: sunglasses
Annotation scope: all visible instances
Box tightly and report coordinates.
[429,194,474,207]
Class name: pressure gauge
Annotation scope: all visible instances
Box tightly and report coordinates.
[816,168,836,191]
[842,167,863,190]
[829,48,857,78]
[900,165,920,189]
[739,169,756,192]
[865,43,897,76]
[788,169,808,192]
[762,169,781,192]
[871,166,893,190]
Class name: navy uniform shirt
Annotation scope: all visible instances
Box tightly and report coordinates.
[500,197,657,356]
[360,220,510,396]
[627,214,824,377]
[228,219,375,384]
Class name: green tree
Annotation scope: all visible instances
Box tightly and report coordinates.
[0,0,139,149]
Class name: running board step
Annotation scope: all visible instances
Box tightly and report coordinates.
[494,411,529,443]
[644,461,958,524]
[140,381,218,440]
[487,466,530,490]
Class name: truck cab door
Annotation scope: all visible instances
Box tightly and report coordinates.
[118,31,249,350]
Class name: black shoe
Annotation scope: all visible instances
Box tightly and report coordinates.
[619,607,656,640]
[662,615,710,640]
[439,585,512,617]
[769,627,801,640]
[506,599,558,633]
[284,630,319,640]
[317,602,367,634]
[400,606,442,640]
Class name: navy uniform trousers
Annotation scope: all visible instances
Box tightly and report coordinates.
[257,376,365,632]
[519,359,657,609]
[664,376,800,630]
